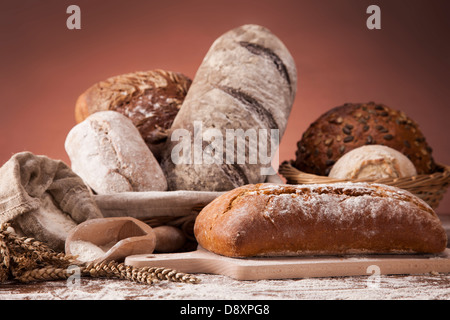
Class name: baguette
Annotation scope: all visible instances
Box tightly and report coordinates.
[194,183,447,257]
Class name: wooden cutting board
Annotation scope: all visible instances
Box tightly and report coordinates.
[125,246,450,280]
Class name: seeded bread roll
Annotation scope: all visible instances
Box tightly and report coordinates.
[328,145,417,180]
[294,102,436,176]
[194,183,447,257]
[161,24,297,191]
[65,111,167,194]
[75,70,191,161]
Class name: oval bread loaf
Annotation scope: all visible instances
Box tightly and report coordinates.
[194,183,447,257]
[161,24,297,191]
[65,111,167,194]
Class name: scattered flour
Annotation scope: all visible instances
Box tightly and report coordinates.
[1,273,449,300]
[69,240,106,262]
[34,193,78,241]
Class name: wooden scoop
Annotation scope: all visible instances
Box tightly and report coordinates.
[65,217,156,263]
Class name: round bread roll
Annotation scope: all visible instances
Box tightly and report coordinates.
[328,145,417,180]
[294,102,436,176]
[65,111,167,194]
[75,70,192,161]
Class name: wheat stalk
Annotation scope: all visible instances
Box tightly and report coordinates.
[0,222,200,285]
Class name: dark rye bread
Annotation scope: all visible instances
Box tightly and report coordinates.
[194,183,447,257]
[161,24,297,191]
[294,102,436,176]
[75,70,192,160]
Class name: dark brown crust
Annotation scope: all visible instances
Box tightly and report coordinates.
[194,183,447,257]
[294,102,436,175]
[75,70,191,160]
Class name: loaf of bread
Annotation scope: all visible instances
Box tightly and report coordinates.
[294,102,436,176]
[194,183,447,257]
[161,24,297,191]
[75,70,191,160]
[65,111,167,194]
[328,145,417,180]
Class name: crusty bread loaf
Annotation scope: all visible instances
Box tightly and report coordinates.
[65,111,167,194]
[75,70,191,160]
[161,24,297,191]
[194,183,447,257]
[328,145,417,179]
[294,102,436,176]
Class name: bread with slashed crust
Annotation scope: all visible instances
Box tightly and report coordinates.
[161,24,297,191]
[194,183,447,257]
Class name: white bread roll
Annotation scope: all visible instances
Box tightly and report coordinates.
[328,145,417,180]
[65,111,167,194]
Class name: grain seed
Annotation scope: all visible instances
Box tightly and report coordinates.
[343,135,354,143]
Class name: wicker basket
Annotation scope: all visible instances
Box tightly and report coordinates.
[278,161,450,209]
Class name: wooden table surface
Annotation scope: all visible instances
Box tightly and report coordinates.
[1,215,449,301]
[1,271,450,300]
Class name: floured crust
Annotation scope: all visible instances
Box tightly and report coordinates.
[161,24,297,191]
[194,183,447,257]
[329,145,417,179]
[65,111,167,194]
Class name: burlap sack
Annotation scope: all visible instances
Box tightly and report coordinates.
[0,152,103,251]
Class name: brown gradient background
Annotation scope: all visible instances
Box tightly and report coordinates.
[1,0,449,213]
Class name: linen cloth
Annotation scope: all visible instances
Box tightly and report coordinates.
[0,152,103,250]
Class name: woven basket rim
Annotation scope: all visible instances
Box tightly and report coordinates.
[278,161,450,186]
